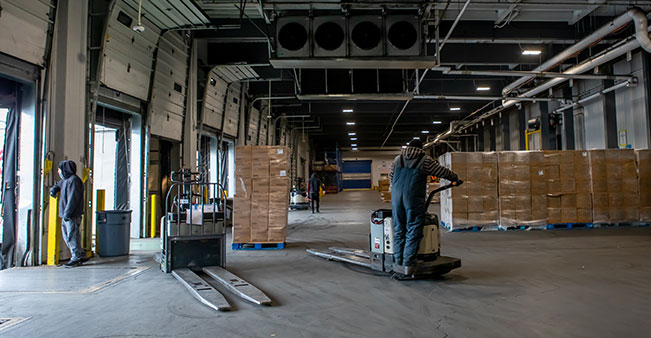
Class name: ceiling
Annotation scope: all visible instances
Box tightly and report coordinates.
[189,1,651,149]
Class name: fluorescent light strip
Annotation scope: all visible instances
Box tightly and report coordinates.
[432,121,442,124]
[476,86,491,91]
[346,122,355,125]
[351,144,357,147]
[422,130,429,134]
[450,107,461,111]
[350,137,357,141]
[348,132,356,136]
[343,109,354,113]
[352,147,358,151]
[522,50,542,55]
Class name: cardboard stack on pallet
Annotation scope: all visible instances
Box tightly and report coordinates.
[439,152,499,230]
[426,179,440,204]
[636,150,651,222]
[542,150,593,225]
[378,178,391,202]
[498,151,537,227]
[233,146,290,244]
[589,149,639,223]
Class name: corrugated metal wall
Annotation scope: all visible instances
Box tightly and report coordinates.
[614,53,649,149]
[149,31,189,141]
[200,70,241,137]
[0,0,52,66]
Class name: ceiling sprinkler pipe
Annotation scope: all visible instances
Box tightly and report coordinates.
[629,8,651,53]
[501,8,647,96]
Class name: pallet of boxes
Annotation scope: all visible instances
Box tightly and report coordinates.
[378,178,391,202]
[439,152,500,231]
[233,146,290,250]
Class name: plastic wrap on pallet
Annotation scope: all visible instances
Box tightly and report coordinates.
[636,150,651,222]
[497,151,548,227]
[439,152,500,231]
[234,146,289,244]
[589,149,639,224]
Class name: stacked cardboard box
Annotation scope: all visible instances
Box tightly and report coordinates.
[378,178,391,202]
[439,152,499,230]
[233,146,290,243]
[541,150,593,224]
[498,151,536,227]
[637,150,651,222]
[589,149,639,223]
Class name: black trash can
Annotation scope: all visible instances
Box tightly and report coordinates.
[96,210,132,257]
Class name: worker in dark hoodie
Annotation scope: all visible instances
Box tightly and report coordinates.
[308,173,325,214]
[50,160,87,267]
[389,139,462,279]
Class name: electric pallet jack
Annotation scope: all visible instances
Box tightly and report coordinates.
[307,183,461,280]
[160,169,271,311]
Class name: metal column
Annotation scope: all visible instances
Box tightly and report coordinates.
[502,113,510,150]
[603,78,619,149]
[563,86,576,150]
[477,126,485,151]
[489,120,496,151]
[539,102,555,150]
[518,107,526,150]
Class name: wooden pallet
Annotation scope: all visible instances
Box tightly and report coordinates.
[232,242,285,250]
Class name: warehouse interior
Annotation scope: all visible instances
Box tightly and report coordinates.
[1,0,651,337]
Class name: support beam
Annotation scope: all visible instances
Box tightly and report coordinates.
[518,107,526,150]
[539,102,554,150]
[603,78,619,149]
[489,120,496,151]
[562,86,575,150]
[502,113,510,150]
[478,126,485,151]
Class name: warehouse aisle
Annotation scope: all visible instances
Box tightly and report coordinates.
[1,190,651,337]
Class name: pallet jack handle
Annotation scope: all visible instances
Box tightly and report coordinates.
[425,180,463,206]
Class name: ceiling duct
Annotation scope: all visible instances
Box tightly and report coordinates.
[313,16,346,57]
[349,16,383,56]
[276,17,310,58]
[386,15,421,56]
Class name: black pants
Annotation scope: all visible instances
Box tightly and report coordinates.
[310,194,320,212]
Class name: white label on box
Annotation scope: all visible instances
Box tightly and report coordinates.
[280,170,287,176]
[278,149,283,154]
[582,152,587,157]
[538,170,543,176]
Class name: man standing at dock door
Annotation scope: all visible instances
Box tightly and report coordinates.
[50,160,87,267]
[389,139,462,279]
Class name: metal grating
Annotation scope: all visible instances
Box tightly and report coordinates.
[213,65,260,83]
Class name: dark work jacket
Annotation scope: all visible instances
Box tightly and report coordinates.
[50,160,84,219]
[308,174,324,198]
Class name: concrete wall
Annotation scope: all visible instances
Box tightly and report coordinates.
[614,53,650,149]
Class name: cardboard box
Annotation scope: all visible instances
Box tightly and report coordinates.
[636,150,651,222]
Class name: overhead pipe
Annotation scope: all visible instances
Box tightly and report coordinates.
[554,80,635,113]
[414,95,559,102]
[629,7,651,53]
[502,22,651,110]
[502,8,648,96]
[433,67,634,81]
[273,114,311,145]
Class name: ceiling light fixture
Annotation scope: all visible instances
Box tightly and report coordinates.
[402,146,407,149]
[476,86,491,91]
[422,130,429,134]
[348,132,356,136]
[351,144,357,147]
[346,122,355,125]
[352,147,358,151]
[413,137,420,140]
[350,137,357,141]
[450,107,461,111]
[522,49,542,55]
[343,109,354,113]
[432,121,442,124]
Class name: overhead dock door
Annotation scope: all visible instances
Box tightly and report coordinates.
[342,160,372,190]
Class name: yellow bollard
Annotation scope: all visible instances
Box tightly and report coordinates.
[150,194,157,238]
[96,190,105,212]
[47,196,61,265]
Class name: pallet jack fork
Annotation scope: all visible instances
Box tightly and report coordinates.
[307,183,462,280]
[161,169,271,311]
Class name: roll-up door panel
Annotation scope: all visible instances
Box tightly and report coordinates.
[149,31,188,141]
[0,0,50,66]
[247,107,260,145]
[102,1,160,101]
[202,74,227,130]
[258,118,269,145]
[342,160,372,189]
[222,83,241,137]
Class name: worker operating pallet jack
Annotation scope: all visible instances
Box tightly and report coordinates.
[308,139,463,280]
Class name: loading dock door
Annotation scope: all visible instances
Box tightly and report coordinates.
[342,160,372,190]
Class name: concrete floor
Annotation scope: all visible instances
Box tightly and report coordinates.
[1,190,651,338]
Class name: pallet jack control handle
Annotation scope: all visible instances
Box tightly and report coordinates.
[425,181,462,206]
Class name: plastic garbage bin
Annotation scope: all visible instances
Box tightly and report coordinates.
[96,210,132,257]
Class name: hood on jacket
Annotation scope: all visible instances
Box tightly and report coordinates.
[310,173,318,180]
[400,146,425,160]
[58,160,77,179]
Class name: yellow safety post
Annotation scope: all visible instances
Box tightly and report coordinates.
[47,196,61,265]
[525,129,541,150]
[96,190,105,212]
[150,194,157,238]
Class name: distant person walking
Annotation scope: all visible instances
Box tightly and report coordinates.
[50,160,87,267]
[308,173,325,213]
